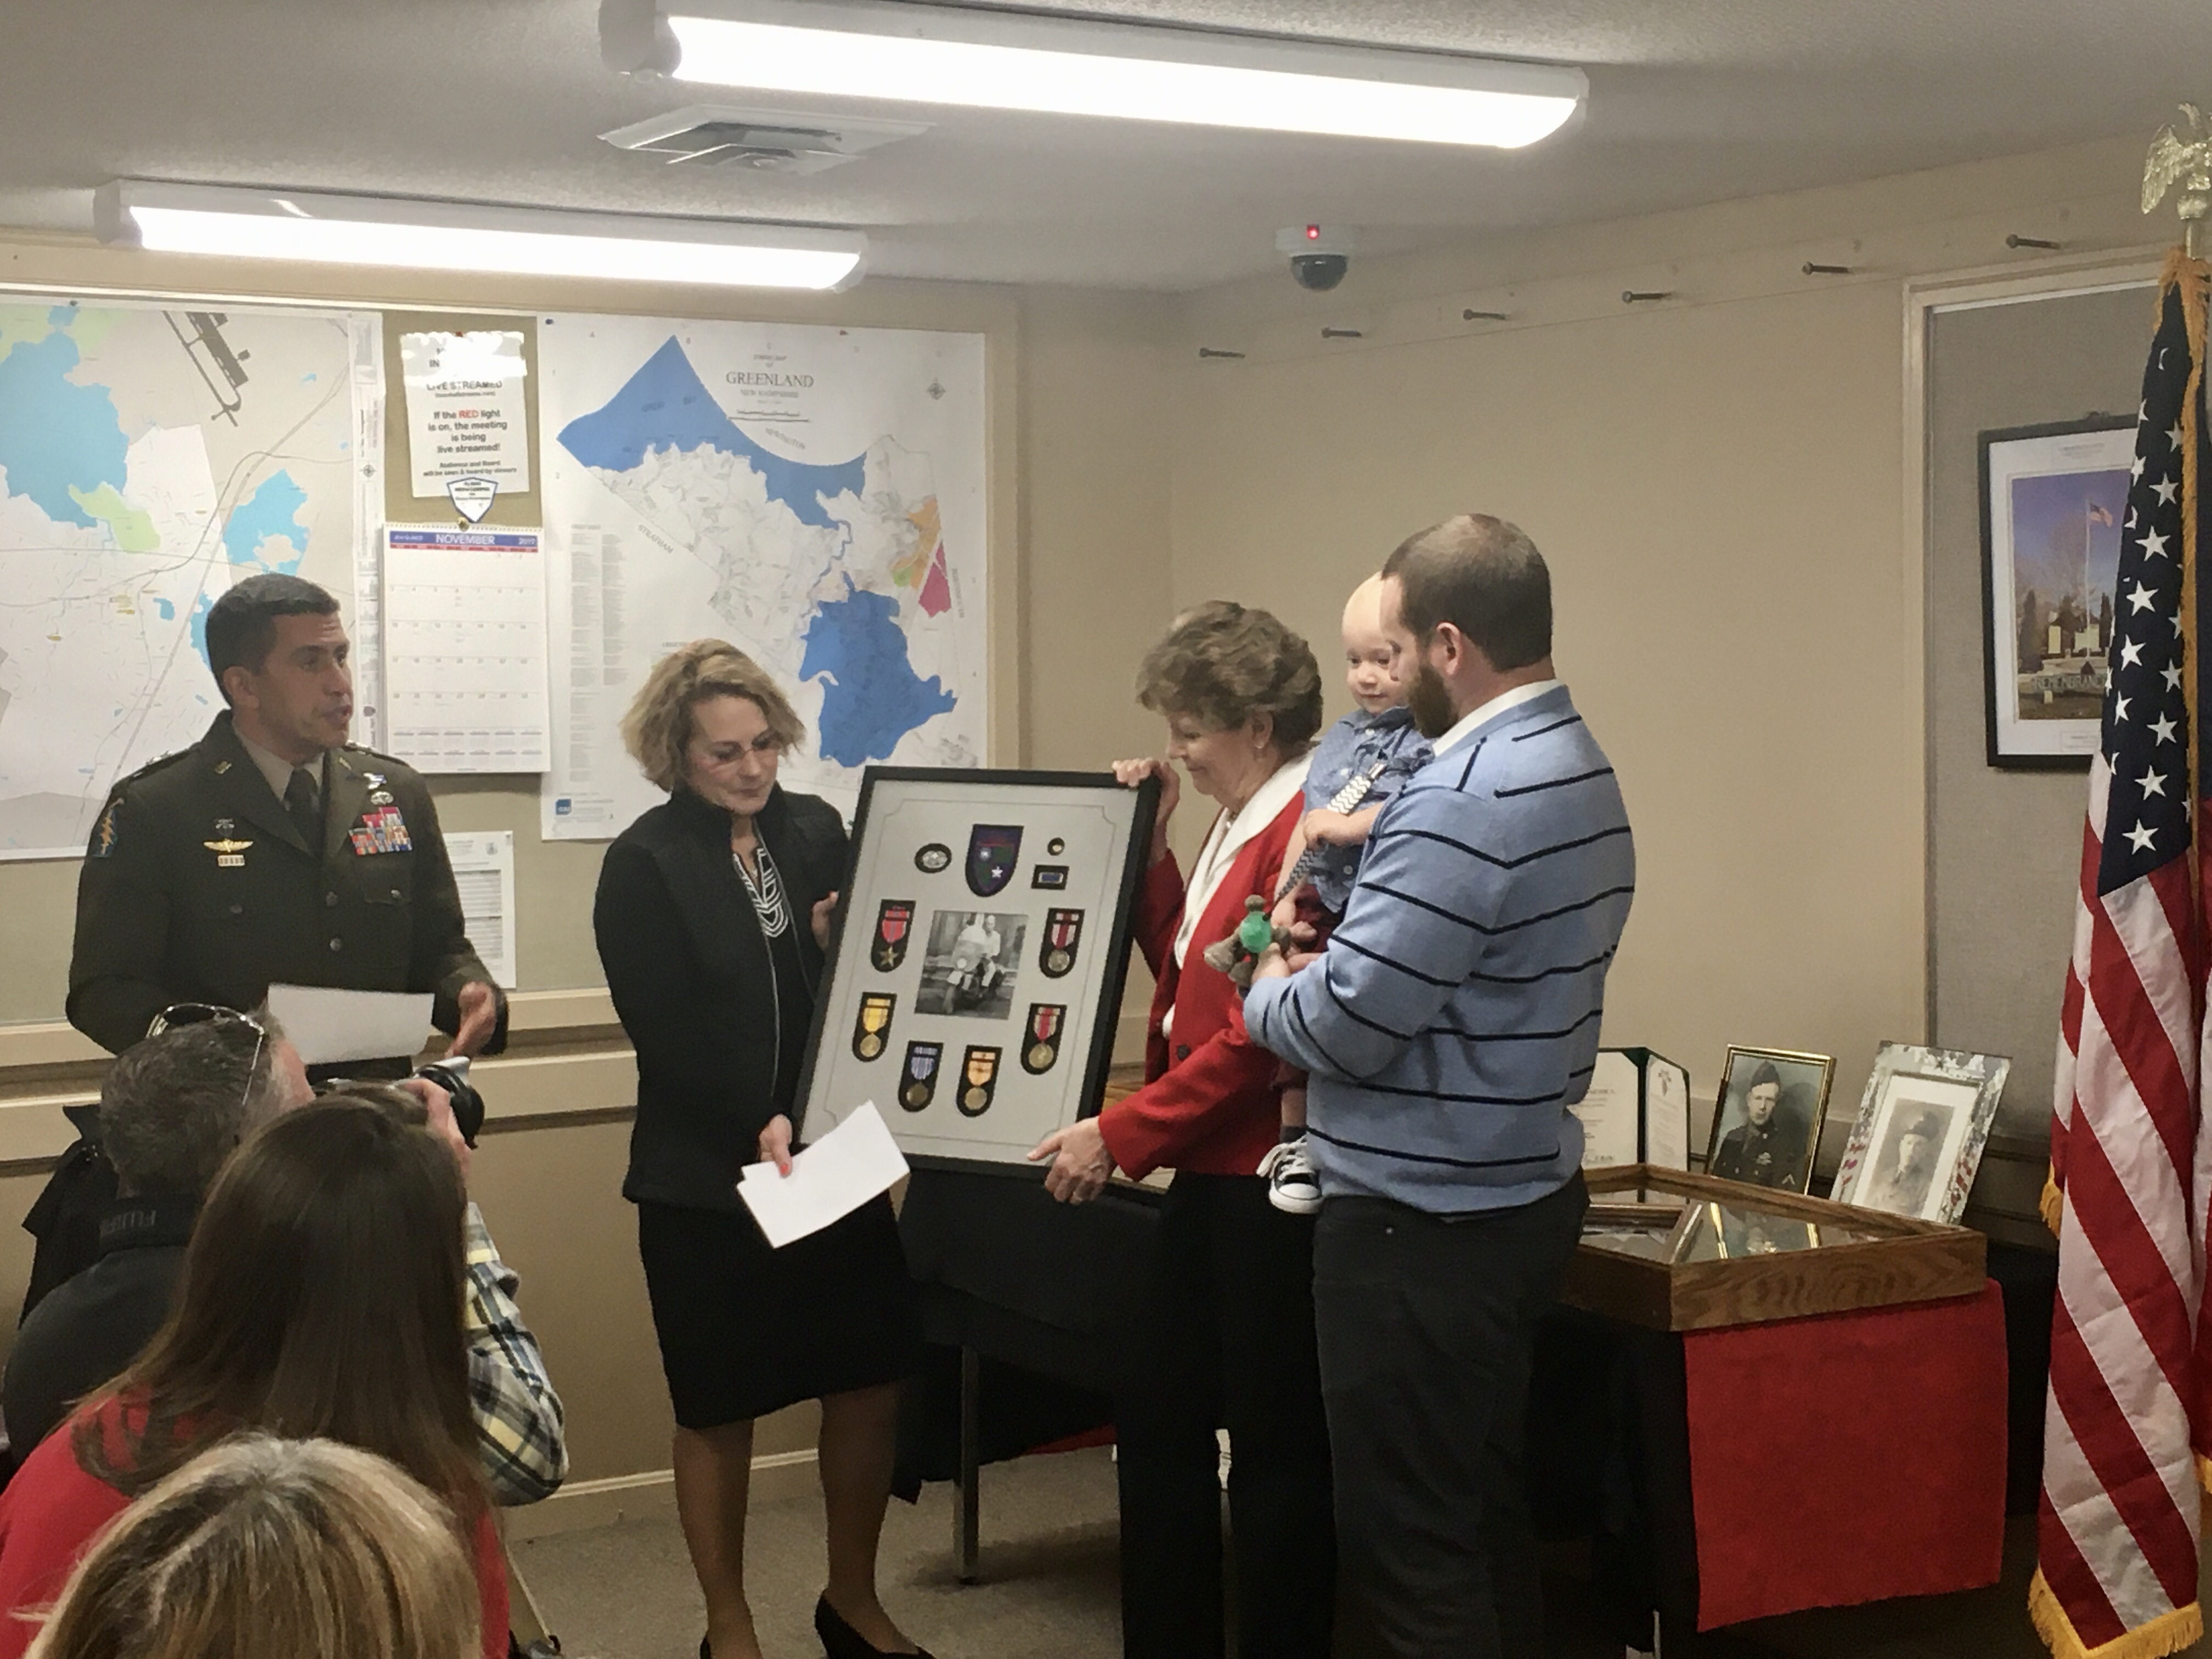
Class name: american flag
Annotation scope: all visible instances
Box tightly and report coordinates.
[2035,265,2211,1658]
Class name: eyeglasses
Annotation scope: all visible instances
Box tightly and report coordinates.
[145,1002,268,1120]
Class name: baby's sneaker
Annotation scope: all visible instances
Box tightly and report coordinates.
[1259,1136,1322,1215]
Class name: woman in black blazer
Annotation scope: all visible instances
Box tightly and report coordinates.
[593,641,928,1659]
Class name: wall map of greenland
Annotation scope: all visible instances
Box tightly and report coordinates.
[538,314,987,837]
[0,300,373,859]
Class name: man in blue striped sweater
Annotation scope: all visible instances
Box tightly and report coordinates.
[1245,514,1634,1659]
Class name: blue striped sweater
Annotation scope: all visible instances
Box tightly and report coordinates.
[1244,684,1634,1214]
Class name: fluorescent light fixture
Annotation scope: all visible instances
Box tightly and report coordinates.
[601,0,1585,148]
[94,180,867,290]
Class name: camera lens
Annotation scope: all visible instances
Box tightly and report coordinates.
[414,1060,485,1147]
[1292,253,1348,291]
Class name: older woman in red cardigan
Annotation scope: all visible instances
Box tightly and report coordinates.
[1031,600,1334,1659]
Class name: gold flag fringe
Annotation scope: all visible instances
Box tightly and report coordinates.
[2042,1169,2064,1235]
[2031,1569,2203,1659]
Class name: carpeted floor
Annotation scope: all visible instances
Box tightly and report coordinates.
[512,1448,1123,1659]
[512,1453,2070,1659]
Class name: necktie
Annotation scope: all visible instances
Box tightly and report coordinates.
[284,766,322,855]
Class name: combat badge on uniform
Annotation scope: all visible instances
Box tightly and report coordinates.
[1022,1004,1065,1075]
[957,1046,1001,1116]
[203,817,253,869]
[1039,909,1084,978]
[965,825,1023,896]
[873,900,915,971]
[900,1041,943,1111]
[853,993,895,1060]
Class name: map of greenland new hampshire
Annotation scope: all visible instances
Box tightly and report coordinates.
[556,337,962,767]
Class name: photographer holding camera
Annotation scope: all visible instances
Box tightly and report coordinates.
[5,1011,566,1508]
[66,573,506,1073]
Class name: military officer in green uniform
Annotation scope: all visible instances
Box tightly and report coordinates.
[67,573,505,1068]
[1708,1061,1808,1190]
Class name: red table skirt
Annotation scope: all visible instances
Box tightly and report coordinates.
[1681,1280,2008,1629]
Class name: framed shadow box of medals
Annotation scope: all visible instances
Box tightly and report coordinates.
[792,768,1160,1172]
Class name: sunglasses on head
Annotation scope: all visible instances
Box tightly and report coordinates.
[145,1002,268,1118]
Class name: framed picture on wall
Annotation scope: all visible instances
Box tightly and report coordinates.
[1829,1043,2010,1225]
[1979,417,2135,768]
[1703,1046,1835,1194]
[792,767,1158,1172]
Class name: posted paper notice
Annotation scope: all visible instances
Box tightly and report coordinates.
[448,831,517,989]
[400,329,530,501]
[738,1102,909,1249]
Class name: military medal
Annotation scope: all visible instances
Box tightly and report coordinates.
[348,805,413,856]
[900,1041,943,1111]
[853,993,895,1060]
[1039,908,1084,978]
[958,1046,1001,1116]
[1022,1005,1065,1075]
[872,900,915,971]
[964,825,1023,896]
[915,842,952,874]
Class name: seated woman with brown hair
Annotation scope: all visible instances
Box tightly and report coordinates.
[22,1435,482,1659]
[0,1095,509,1659]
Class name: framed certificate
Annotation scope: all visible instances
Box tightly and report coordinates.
[793,767,1159,1171]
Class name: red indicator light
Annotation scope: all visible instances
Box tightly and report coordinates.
[1306,224,1321,239]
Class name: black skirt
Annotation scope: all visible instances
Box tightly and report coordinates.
[636,1195,924,1430]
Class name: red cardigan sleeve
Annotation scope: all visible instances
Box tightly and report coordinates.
[1128,849,1185,980]
[1096,802,1297,1182]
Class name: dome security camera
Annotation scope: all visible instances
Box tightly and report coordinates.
[1277,224,1355,291]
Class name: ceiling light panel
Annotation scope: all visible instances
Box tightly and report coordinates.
[603,0,1587,149]
[94,180,868,290]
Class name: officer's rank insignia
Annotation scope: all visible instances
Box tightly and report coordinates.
[915,842,952,874]
[964,825,1023,896]
[873,900,915,972]
[1022,1005,1066,1075]
[853,994,895,1061]
[90,798,121,858]
[348,806,413,856]
[202,836,253,868]
[957,1046,1001,1116]
[1039,909,1084,978]
[900,1041,943,1111]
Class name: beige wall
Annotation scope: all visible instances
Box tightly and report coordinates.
[1158,133,2158,1162]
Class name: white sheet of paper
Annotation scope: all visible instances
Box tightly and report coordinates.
[447,831,517,989]
[264,984,435,1066]
[738,1102,909,1250]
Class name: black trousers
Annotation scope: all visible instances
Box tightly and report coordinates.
[1115,1172,1336,1659]
[1314,1177,1588,1659]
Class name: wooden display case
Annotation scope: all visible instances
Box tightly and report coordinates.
[1562,1166,1987,1333]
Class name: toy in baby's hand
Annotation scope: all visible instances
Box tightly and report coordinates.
[1203,894,1292,991]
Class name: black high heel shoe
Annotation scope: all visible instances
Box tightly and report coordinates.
[815,1594,935,1659]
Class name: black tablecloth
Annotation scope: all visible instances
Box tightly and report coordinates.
[893,1168,1164,1498]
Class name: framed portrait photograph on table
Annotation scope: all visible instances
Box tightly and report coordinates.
[794,768,1158,1172]
[1829,1044,2010,1225]
[1979,417,2133,768]
[1703,1046,1836,1194]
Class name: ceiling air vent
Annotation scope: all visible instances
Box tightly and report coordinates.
[600,106,929,174]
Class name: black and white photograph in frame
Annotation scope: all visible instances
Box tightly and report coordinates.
[1829,1043,2010,1224]
[1703,1046,1835,1194]
[1979,417,2134,768]
[913,909,1028,1020]
[794,768,1158,1171]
